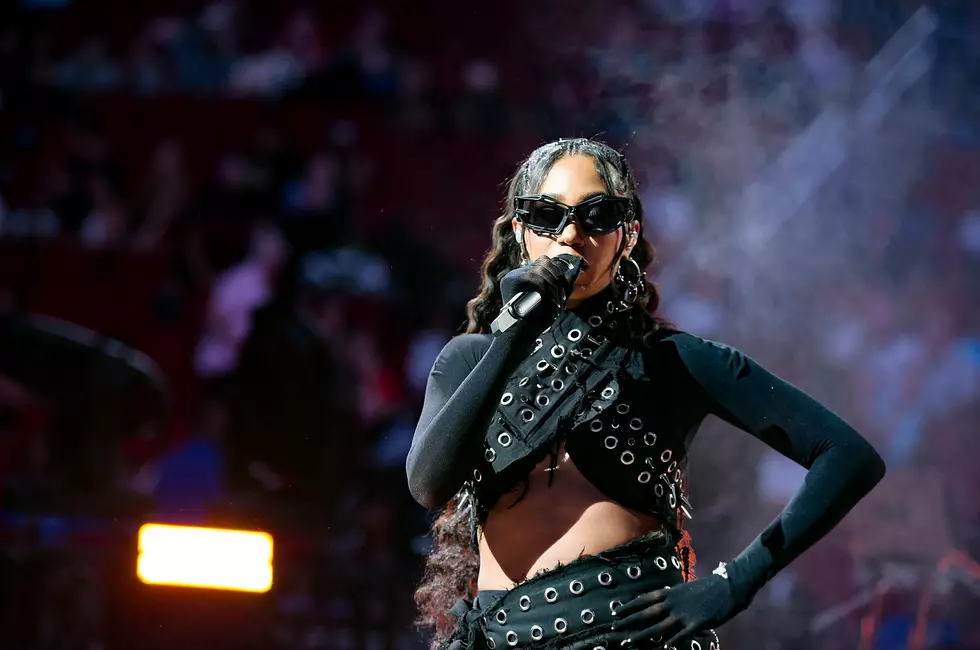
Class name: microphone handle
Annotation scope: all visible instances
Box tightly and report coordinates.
[490,290,541,336]
[490,255,584,336]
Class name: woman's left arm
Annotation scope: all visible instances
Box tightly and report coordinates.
[616,332,886,646]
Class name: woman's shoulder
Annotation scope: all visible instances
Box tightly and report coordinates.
[644,327,748,370]
[434,332,494,367]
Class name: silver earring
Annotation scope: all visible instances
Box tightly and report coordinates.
[515,226,530,266]
[609,256,644,313]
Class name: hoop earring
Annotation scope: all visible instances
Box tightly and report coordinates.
[609,256,644,313]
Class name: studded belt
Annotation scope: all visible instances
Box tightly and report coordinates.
[468,536,720,650]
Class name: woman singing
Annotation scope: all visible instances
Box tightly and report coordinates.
[406,138,885,650]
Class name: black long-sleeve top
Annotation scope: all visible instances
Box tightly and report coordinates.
[406,300,885,604]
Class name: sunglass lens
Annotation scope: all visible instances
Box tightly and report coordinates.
[524,200,566,232]
[579,200,628,233]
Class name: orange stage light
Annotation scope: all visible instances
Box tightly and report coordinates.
[137,523,273,593]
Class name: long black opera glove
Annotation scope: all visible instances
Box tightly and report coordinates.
[406,255,581,510]
[616,334,886,647]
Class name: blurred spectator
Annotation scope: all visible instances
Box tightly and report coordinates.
[395,59,438,135]
[149,398,227,517]
[132,138,191,250]
[194,222,289,381]
[171,2,239,92]
[453,59,507,135]
[280,150,350,250]
[52,38,122,92]
[126,27,175,95]
[78,173,129,249]
[226,283,361,516]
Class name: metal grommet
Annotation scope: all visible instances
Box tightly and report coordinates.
[638,471,651,483]
[552,379,564,391]
[667,460,678,474]
[669,491,677,508]
[644,432,657,446]
[582,348,594,358]
[544,587,558,603]
[506,631,518,646]
[627,565,642,579]
[675,469,682,482]
[588,316,603,327]
[672,556,681,570]
[485,447,497,462]
[536,394,550,408]
[519,376,530,387]
[521,409,534,422]
[594,647,606,650]
[536,359,551,373]
[486,637,496,650]
[601,387,615,399]
[569,580,584,595]
[654,484,664,497]
[620,451,635,465]
[500,393,513,406]
[498,432,512,447]
[473,470,482,482]
[581,609,595,624]
[590,420,604,433]
[615,404,629,416]
[691,641,702,650]
[535,338,543,349]
[709,643,717,650]
[609,600,623,616]
[551,345,566,358]
[627,438,636,446]
[568,328,583,342]
[598,572,612,586]
[629,418,643,430]
[655,556,668,570]
[554,618,568,634]
[610,420,620,430]
[661,449,673,462]
[564,364,577,374]
[530,626,543,641]
[519,595,531,611]
[496,610,508,625]
[604,436,618,450]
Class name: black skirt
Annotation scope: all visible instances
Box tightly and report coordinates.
[442,535,720,650]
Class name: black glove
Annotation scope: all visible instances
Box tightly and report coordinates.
[490,253,585,335]
[612,574,745,648]
[499,254,584,304]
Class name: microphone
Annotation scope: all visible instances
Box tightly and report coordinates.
[491,254,586,336]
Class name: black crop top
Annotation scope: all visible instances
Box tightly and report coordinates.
[407,291,885,603]
[460,298,701,530]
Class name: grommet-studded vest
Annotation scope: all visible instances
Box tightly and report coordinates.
[467,301,700,530]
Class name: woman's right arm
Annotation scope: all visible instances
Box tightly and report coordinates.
[406,329,535,509]
[407,254,585,509]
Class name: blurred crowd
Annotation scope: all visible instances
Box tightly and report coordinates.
[0,0,979,648]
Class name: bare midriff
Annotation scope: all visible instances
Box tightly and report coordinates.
[477,443,662,591]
